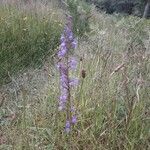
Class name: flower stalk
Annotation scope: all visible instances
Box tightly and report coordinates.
[57,14,78,133]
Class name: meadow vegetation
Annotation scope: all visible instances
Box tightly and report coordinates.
[0,0,150,150]
[0,1,63,85]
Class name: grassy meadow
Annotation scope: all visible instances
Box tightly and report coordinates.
[0,0,64,85]
[0,1,150,150]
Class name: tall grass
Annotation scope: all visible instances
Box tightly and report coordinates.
[0,2,150,150]
[0,1,63,85]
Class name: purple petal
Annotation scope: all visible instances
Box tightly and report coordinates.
[60,42,66,47]
[72,115,77,124]
[60,95,67,102]
[64,26,73,40]
[65,120,71,133]
[58,42,67,58]
[60,76,69,89]
[69,58,77,70]
[58,49,67,58]
[60,74,67,83]
[68,33,73,41]
[72,38,78,49]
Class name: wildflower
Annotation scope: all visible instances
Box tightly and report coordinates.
[57,14,79,132]
[65,120,71,133]
[72,115,77,124]
[69,57,78,70]
[58,42,67,58]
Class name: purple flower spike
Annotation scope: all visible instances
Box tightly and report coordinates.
[58,49,67,58]
[65,120,71,133]
[57,14,78,132]
[72,115,77,124]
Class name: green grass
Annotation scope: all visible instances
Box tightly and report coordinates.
[0,2,150,150]
[0,2,63,85]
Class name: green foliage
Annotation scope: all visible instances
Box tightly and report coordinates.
[0,5,62,85]
[67,0,91,36]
